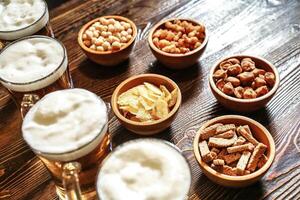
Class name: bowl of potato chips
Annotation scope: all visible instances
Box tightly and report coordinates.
[111,73,182,135]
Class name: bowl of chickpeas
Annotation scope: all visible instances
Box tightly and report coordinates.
[78,15,137,66]
[209,55,280,112]
[148,18,208,69]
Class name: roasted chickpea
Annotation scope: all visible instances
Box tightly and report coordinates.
[213,69,227,79]
[264,72,275,87]
[222,82,234,95]
[226,76,241,87]
[237,72,255,85]
[255,86,269,97]
[234,86,244,99]
[243,88,257,99]
[227,64,243,76]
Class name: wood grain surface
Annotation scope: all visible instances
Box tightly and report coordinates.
[1,0,300,199]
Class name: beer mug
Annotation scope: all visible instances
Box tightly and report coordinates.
[96,139,192,200]
[0,0,54,49]
[22,88,112,200]
[0,35,73,117]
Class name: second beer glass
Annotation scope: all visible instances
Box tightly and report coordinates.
[22,88,112,200]
[0,35,73,117]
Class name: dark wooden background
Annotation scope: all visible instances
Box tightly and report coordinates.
[1,0,300,199]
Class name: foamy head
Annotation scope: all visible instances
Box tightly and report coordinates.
[97,139,191,200]
[0,36,67,92]
[0,0,48,40]
[22,89,108,162]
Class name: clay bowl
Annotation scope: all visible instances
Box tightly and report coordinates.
[78,15,137,66]
[209,55,280,112]
[111,74,181,135]
[193,115,275,187]
[148,18,208,69]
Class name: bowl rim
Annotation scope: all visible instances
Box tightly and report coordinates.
[111,73,182,126]
[193,115,276,182]
[77,15,137,55]
[209,54,280,103]
[148,18,208,57]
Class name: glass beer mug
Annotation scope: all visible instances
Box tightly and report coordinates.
[0,35,73,117]
[96,139,192,200]
[0,0,54,49]
[22,89,112,200]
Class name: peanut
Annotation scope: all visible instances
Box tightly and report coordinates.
[152,19,205,54]
[265,72,275,87]
[226,76,240,87]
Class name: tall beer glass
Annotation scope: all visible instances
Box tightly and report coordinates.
[0,35,73,117]
[0,0,54,49]
[96,139,192,200]
[22,88,112,200]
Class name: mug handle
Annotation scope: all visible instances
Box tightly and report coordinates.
[62,162,82,200]
[20,94,40,118]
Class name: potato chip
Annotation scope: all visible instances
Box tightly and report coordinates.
[138,96,153,111]
[144,82,163,95]
[168,88,178,107]
[117,82,176,122]
[160,85,171,102]
[136,107,152,121]
[119,105,139,115]
[154,99,169,119]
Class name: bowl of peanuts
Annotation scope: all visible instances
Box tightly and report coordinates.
[148,18,208,69]
[193,115,275,187]
[111,73,182,135]
[209,55,280,112]
[78,15,137,66]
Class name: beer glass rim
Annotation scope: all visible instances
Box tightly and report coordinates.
[24,91,109,157]
[0,35,67,85]
[96,138,192,199]
[0,0,48,33]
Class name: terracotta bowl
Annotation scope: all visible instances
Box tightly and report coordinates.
[111,74,181,135]
[209,55,280,112]
[78,15,137,66]
[148,18,208,69]
[193,115,275,187]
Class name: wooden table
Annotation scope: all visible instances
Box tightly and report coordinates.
[1,0,300,199]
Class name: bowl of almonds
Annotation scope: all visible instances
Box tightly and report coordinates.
[78,15,137,66]
[209,55,280,112]
[148,18,208,69]
[111,74,181,135]
[193,115,275,187]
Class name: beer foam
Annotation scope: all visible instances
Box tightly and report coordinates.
[0,36,67,92]
[97,139,191,200]
[22,89,108,162]
[0,0,48,40]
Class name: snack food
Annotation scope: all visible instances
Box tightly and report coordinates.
[198,122,268,176]
[117,82,177,122]
[213,57,276,99]
[81,17,134,52]
[152,19,206,54]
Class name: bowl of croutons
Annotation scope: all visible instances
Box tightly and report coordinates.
[78,15,137,66]
[148,18,208,69]
[111,73,181,135]
[209,55,280,112]
[193,115,275,187]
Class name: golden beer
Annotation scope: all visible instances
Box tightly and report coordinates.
[22,89,112,200]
